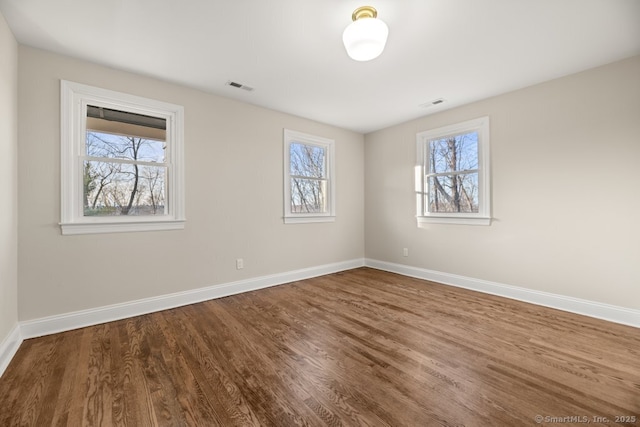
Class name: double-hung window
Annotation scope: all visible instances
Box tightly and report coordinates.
[60,80,185,235]
[416,116,491,225]
[283,129,335,223]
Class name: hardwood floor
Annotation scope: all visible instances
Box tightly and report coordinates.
[1,267,638,426]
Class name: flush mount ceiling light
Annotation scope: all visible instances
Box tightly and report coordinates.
[342,6,389,62]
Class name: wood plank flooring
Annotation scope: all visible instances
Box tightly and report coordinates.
[1,267,639,426]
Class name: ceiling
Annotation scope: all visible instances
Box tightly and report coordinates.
[1,0,639,134]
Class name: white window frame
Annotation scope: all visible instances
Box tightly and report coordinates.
[416,116,491,226]
[283,129,336,224]
[60,80,185,235]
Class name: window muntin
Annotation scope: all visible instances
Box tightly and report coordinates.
[284,130,335,223]
[61,81,185,235]
[416,117,490,225]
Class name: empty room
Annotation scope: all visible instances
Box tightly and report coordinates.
[1,0,639,425]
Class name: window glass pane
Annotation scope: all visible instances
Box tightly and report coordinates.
[290,143,326,178]
[83,161,166,216]
[427,173,478,213]
[86,131,165,163]
[428,132,478,174]
[290,178,327,213]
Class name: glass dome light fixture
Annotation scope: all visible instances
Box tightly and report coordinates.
[342,6,389,62]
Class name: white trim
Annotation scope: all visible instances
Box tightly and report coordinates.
[0,324,23,378]
[416,116,491,225]
[365,259,640,328]
[284,216,336,224]
[20,258,365,339]
[60,219,185,235]
[283,129,336,223]
[60,80,185,235]
[5,258,636,374]
[417,216,491,226]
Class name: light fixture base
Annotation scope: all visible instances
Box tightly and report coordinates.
[352,6,377,21]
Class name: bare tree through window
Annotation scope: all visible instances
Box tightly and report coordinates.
[289,142,327,213]
[427,132,479,213]
[84,130,167,216]
[61,81,185,234]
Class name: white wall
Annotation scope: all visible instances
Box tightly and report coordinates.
[17,46,364,321]
[365,56,640,310]
[0,12,18,346]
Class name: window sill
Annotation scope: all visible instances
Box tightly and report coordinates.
[417,216,491,226]
[60,219,186,235]
[284,216,336,224]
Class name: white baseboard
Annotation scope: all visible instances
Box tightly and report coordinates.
[8,256,637,376]
[365,259,639,328]
[0,323,23,378]
[20,258,365,340]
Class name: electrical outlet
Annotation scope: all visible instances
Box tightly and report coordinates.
[403,248,409,257]
[236,258,244,269]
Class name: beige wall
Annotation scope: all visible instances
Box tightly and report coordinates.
[14,43,639,322]
[18,46,364,321]
[0,13,18,341]
[365,56,640,310]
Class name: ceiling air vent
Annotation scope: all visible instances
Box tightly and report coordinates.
[419,98,446,108]
[226,81,254,92]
